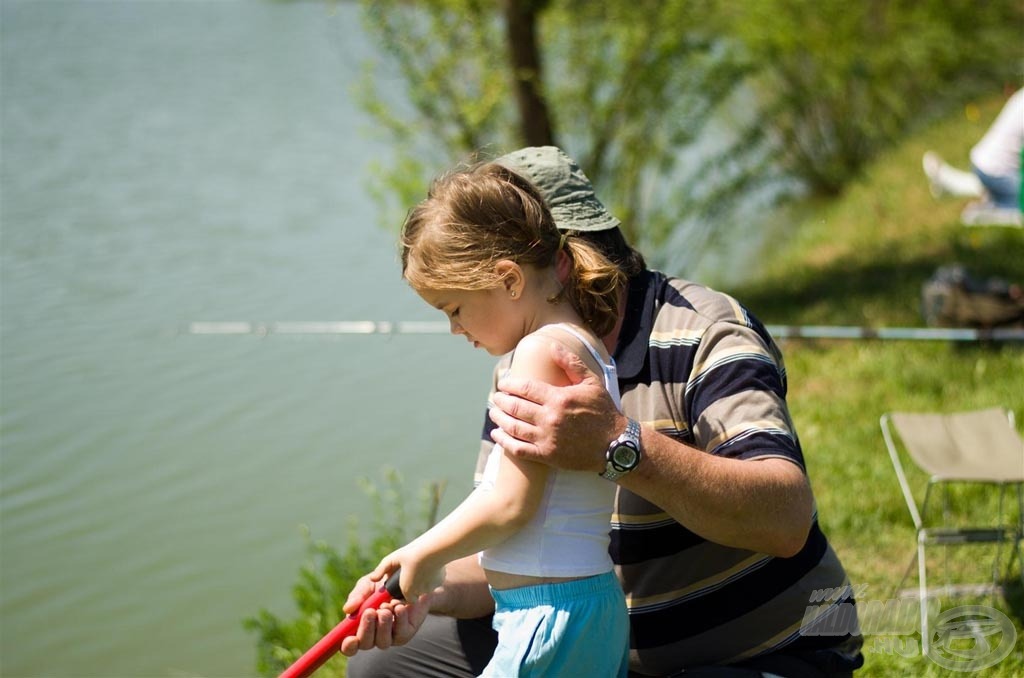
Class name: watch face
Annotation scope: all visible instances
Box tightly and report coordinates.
[611,443,638,470]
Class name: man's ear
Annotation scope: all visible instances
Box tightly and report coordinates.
[494,259,525,298]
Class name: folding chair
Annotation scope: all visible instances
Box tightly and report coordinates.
[880,407,1024,653]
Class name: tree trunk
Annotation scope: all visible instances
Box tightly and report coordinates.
[504,0,555,147]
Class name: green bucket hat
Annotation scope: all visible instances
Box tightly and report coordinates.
[495,146,621,232]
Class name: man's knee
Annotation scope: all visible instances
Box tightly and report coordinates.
[344,648,392,678]
[345,615,496,678]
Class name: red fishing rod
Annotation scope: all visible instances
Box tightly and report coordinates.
[279,568,404,678]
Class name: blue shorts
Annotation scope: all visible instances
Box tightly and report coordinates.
[972,163,1021,209]
[482,571,630,678]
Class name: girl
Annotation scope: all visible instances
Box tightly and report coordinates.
[354,161,630,677]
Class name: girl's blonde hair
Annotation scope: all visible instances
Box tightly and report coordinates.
[400,162,626,337]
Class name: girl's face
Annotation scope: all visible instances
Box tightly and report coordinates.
[416,284,525,356]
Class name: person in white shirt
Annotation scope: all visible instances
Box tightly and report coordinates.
[923,87,1022,225]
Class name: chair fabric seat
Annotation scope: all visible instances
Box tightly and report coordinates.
[890,408,1024,482]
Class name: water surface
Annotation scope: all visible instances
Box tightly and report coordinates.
[1,2,494,674]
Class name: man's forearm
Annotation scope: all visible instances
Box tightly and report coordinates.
[428,554,495,618]
[619,427,814,558]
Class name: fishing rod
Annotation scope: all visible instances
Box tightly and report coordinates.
[764,325,1024,342]
[187,321,447,336]
[279,568,404,678]
[186,321,1024,342]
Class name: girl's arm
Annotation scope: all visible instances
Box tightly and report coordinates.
[368,334,570,599]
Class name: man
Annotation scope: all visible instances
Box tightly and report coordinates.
[344,146,863,677]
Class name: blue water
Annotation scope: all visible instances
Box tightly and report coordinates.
[1,2,495,674]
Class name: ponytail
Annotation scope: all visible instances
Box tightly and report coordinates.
[559,236,626,337]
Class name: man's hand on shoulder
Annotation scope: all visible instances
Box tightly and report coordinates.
[489,341,622,473]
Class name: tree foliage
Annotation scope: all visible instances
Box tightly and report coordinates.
[357,0,748,254]
[355,0,512,229]
[723,0,1024,196]
[356,0,1022,267]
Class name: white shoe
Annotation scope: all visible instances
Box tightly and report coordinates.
[922,151,985,199]
[961,200,1023,227]
[922,151,948,198]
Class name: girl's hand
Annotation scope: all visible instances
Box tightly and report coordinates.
[368,547,445,601]
[340,551,439,657]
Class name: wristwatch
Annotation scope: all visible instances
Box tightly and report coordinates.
[600,418,642,481]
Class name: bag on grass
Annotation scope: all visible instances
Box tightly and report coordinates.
[921,265,1024,328]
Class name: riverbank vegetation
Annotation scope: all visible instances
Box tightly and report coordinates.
[247,91,1023,676]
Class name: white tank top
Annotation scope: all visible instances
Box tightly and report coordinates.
[478,324,621,578]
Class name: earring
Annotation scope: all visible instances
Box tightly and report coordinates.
[510,291,517,299]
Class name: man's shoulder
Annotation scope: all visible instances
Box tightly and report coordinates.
[651,272,753,332]
[644,272,783,367]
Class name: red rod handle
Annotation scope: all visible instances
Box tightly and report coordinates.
[279,569,403,678]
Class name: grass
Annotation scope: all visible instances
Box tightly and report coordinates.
[727,92,1024,676]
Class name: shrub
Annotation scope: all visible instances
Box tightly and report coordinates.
[244,470,444,677]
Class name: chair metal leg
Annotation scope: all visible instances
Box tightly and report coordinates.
[994,484,1008,605]
[1018,484,1024,586]
[1017,540,1024,588]
[1004,483,1024,586]
[919,536,930,655]
[894,545,919,596]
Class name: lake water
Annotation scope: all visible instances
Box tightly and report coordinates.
[0,2,498,675]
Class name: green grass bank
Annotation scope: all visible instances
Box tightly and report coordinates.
[727,91,1023,676]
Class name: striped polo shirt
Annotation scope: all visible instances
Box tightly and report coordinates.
[479,270,862,675]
